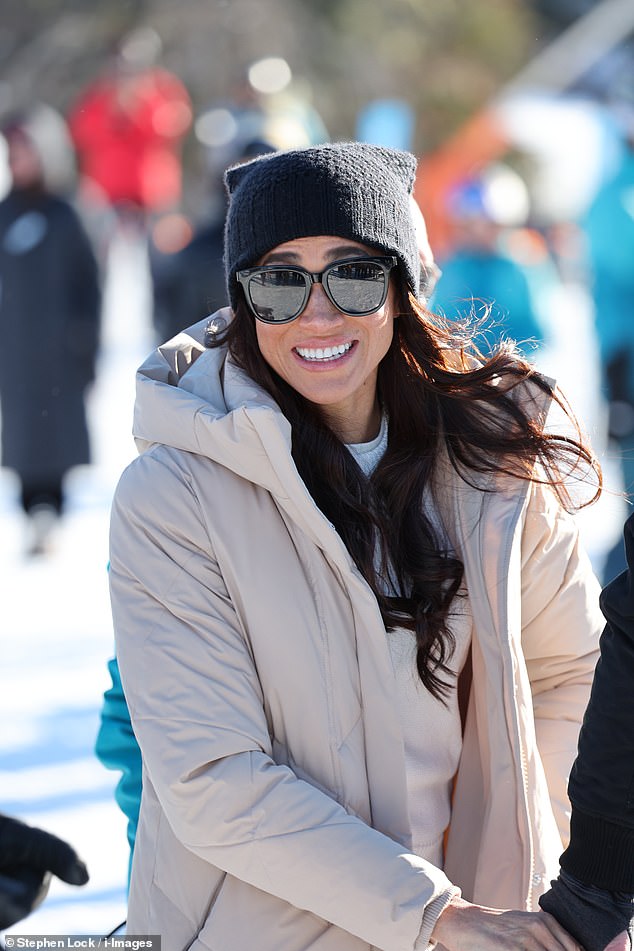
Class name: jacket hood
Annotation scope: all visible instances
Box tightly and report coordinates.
[134,309,291,483]
[132,309,349,557]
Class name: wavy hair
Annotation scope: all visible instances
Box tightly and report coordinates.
[212,284,601,698]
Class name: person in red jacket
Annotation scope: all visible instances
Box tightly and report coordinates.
[68,28,192,230]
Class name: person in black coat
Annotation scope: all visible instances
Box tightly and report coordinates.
[540,511,634,951]
[149,136,277,342]
[0,105,101,555]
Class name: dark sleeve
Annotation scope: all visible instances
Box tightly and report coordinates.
[64,204,101,386]
[559,511,634,890]
[0,813,88,930]
[150,225,227,341]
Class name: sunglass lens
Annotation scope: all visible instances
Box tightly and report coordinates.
[248,269,307,322]
[326,261,386,314]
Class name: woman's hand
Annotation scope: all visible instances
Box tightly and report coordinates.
[604,934,629,951]
[431,895,584,951]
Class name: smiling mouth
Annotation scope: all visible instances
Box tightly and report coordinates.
[294,342,353,362]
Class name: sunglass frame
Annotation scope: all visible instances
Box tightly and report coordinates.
[236,255,398,324]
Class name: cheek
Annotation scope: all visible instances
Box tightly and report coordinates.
[255,322,271,358]
[371,310,395,359]
[255,323,282,372]
[378,285,400,352]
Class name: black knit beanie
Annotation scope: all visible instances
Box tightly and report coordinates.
[223,141,420,310]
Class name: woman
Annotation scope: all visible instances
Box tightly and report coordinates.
[109,142,603,950]
[0,106,101,555]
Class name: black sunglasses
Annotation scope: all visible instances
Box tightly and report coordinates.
[236,255,398,324]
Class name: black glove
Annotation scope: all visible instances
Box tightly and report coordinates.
[540,871,634,951]
[0,814,89,930]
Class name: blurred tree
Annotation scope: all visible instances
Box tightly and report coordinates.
[293,0,537,151]
[0,0,597,215]
[528,0,605,29]
[0,0,540,154]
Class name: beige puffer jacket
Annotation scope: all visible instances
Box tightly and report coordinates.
[109,312,603,951]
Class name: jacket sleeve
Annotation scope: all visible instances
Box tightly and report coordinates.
[559,511,634,891]
[109,450,458,951]
[519,480,604,846]
[94,655,141,881]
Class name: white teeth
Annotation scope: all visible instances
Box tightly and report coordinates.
[296,342,352,361]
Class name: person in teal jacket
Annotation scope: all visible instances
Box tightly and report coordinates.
[95,655,141,883]
[583,137,634,407]
[582,120,634,581]
[431,170,547,357]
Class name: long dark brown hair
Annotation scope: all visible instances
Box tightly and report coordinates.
[212,282,601,698]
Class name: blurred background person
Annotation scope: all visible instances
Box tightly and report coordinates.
[430,162,549,358]
[582,105,634,445]
[67,26,192,256]
[149,134,276,342]
[0,105,101,556]
[149,59,329,342]
[581,104,634,580]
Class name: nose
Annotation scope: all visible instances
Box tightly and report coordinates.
[299,280,341,324]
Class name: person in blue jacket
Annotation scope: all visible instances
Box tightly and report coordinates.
[583,123,634,437]
[582,116,634,583]
[431,166,547,358]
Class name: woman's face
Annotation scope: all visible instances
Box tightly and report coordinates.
[254,235,396,443]
[7,132,43,189]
